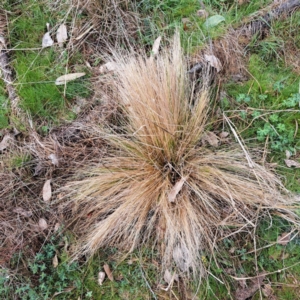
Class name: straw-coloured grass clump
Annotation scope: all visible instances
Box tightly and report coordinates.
[66,35,296,277]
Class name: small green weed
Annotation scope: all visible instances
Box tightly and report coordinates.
[13,235,82,300]
[1,234,161,300]
[225,54,300,154]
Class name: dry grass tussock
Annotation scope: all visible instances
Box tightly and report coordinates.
[64,34,298,278]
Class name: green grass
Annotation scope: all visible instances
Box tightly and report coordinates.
[7,0,91,128]
[0,80,9,129]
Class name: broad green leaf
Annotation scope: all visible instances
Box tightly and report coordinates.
[204,15,225,28]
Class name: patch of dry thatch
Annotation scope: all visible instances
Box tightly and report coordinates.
[0,125,107,265]
[72,0,139,53]
[63,34,298,278]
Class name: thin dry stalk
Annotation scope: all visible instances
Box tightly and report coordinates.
[64,34,298,278]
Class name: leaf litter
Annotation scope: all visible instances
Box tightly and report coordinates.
[103,264,114,281]
[56,24,68,46]
[42,179,52,202]
[204,54,222,73]
[284,159,300,168]
[48,153,59,166]
[38,218,48,231]
[55,73,86,85]
[168,176,187,203]
[151,36,161,57]
[98,272,105,286]
[0,133,13,151]
[42,23,54,48]
[52,254,58,268]
[201,131,220,147]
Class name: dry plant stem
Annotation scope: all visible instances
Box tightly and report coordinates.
[231,261,300,281]
[65,34,298,278]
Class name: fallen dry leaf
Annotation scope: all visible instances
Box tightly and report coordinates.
[55,73,86,85]
[13,207,32,217]
[202,131,219,147]
[42,32,54,48]
[197,9,209,18]
[56,24,68,46]
[164,269,178,284]
[42,24,54,48]
[151,36,161,56]
[99,62,118,73]
[0,36,5,45]
[219,131,229,138]
[48,153,59,166]
[277,232,291,246]
[38,218,48,231]
[103,264,114,281]
[181,18,191,24]
[98,271,106,286]
[285,150,292,159]
[229,247,236,254]
[168,177,187,203]
[53,254,58,268]
[204,54,222,73]
[42,179,52,202]
[0,134,12,151]
[164,269,172,284]
[54,222,60,232]
[284,159,300,168]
